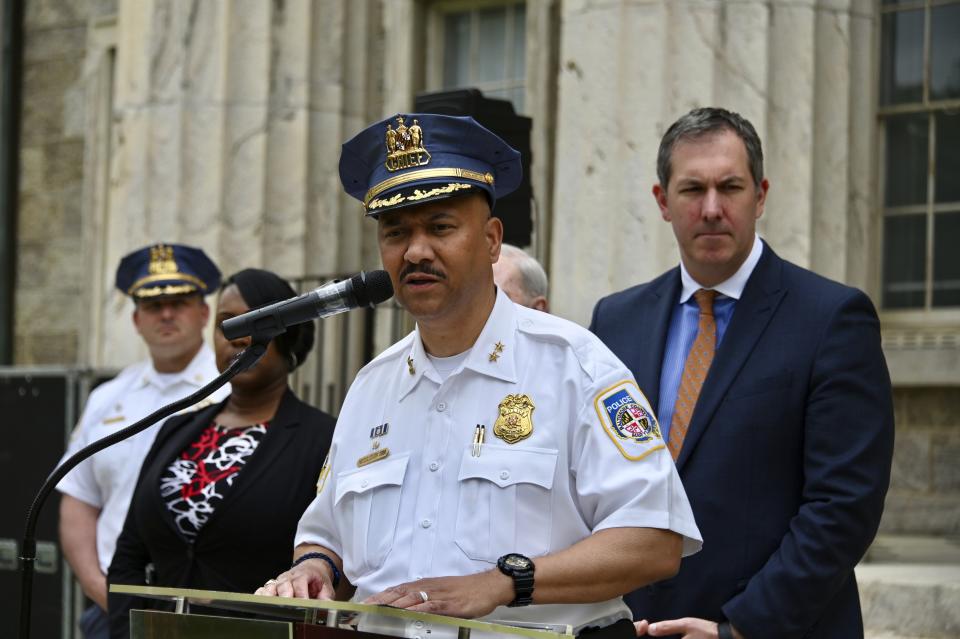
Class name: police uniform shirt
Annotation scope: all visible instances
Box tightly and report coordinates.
[296,288,702,637]
[55,345,229,573]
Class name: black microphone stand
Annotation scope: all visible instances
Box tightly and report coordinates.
[17,338,271,639]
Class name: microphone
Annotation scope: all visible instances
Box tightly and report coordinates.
[221,270,394,341]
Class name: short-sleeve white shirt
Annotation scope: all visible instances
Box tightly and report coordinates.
[296,290,701,637]
[55,345,229,573]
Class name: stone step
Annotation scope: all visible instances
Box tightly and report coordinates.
[864,535,960,564]
[857,563,960,639]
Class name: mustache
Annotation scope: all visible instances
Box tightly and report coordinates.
[399,263,447,281]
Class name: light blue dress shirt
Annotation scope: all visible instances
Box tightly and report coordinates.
[659,237,764,443]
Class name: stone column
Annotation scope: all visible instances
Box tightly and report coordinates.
[96,0,382,367]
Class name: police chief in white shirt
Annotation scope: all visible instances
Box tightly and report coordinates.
[257,114,701,638]
[56,243,229,638]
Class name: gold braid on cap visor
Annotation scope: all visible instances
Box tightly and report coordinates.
[127,272,208,296]
[363,168,495,207]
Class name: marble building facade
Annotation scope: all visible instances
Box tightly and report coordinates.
[10,0,960,535]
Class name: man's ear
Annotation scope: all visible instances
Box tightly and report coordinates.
[132,306,144,336]
[755,178,770,220]
[485,214,504,262]
[200,300,210,325]
[653,183,670,221]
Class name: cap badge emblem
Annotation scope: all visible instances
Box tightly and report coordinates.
[148,244,178,275]
[385,116,431,172]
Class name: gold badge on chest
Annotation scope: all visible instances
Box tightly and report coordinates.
[494,394,535,444]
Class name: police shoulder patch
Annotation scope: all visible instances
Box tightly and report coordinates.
[594,380,664,461]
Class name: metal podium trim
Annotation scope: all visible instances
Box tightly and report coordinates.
[111,584,574,638]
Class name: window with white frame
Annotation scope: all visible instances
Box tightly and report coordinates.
[426,1,527,113]
[879,0,960,310]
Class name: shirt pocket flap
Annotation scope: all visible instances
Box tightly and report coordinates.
[334,454,410,505]
[458,446,558,489]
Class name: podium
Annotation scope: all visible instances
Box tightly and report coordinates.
[110,584,573,639]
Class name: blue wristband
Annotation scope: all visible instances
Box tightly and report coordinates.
[717,621,735,639]
[292,551,341,590]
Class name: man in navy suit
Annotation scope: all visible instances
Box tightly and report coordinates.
[589,107,894,639]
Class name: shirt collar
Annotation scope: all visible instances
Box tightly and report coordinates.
[679,233,764,303]
[137,345,216,391]
[398,288,519,400]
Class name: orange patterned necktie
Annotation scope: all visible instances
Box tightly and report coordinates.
[668,289,718,460]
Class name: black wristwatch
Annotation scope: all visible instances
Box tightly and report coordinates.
[497,553,535,607]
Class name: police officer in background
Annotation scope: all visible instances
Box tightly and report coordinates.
[493,243,550,312]
[257,114,702,638]
[56,244,229,638]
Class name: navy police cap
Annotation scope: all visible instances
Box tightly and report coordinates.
[339,113,522,216]
[115,243,221,299]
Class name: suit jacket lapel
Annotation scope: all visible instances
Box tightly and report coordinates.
[675,245,787,471]
[628,269,680,412]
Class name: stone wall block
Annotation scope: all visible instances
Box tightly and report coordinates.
[893,388,960,430]
[144,102,183,239]
[20,57,81,146]
[261,0,316,277]
[44,139,85,185]
[182,0,225,101]
[889,429,933,493]
[879,491,960,535]
[931,431,960,492]
[664,0,718,117]
[25,0,86,30]
[810,2,851,281]
[147,0,188,103]
[181,104,225,241]
[15,333,79,365]
[226,0,270,101]
[715,1,769,136]
[845,5,877,293]
[221,102,269,259]
[552,0,671,324]
[762,1,815,266]
[24,24,86,63]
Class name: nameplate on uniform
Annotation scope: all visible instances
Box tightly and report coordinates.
[357,448,390,467]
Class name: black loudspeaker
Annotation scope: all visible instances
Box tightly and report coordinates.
[414,88,533,247]
[0,368,116,637]
[0,373,71,637]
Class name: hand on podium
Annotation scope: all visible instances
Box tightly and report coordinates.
[255,550,340,600]
[363,569,514,619]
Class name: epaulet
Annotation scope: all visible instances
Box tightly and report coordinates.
[514,307,619,383]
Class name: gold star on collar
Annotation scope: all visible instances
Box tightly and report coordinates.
[488,341,505,362]
[407,356,416,375]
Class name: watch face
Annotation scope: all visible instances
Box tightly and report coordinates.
[504,554,532,570]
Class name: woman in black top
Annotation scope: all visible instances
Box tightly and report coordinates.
[108,268,335,637]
